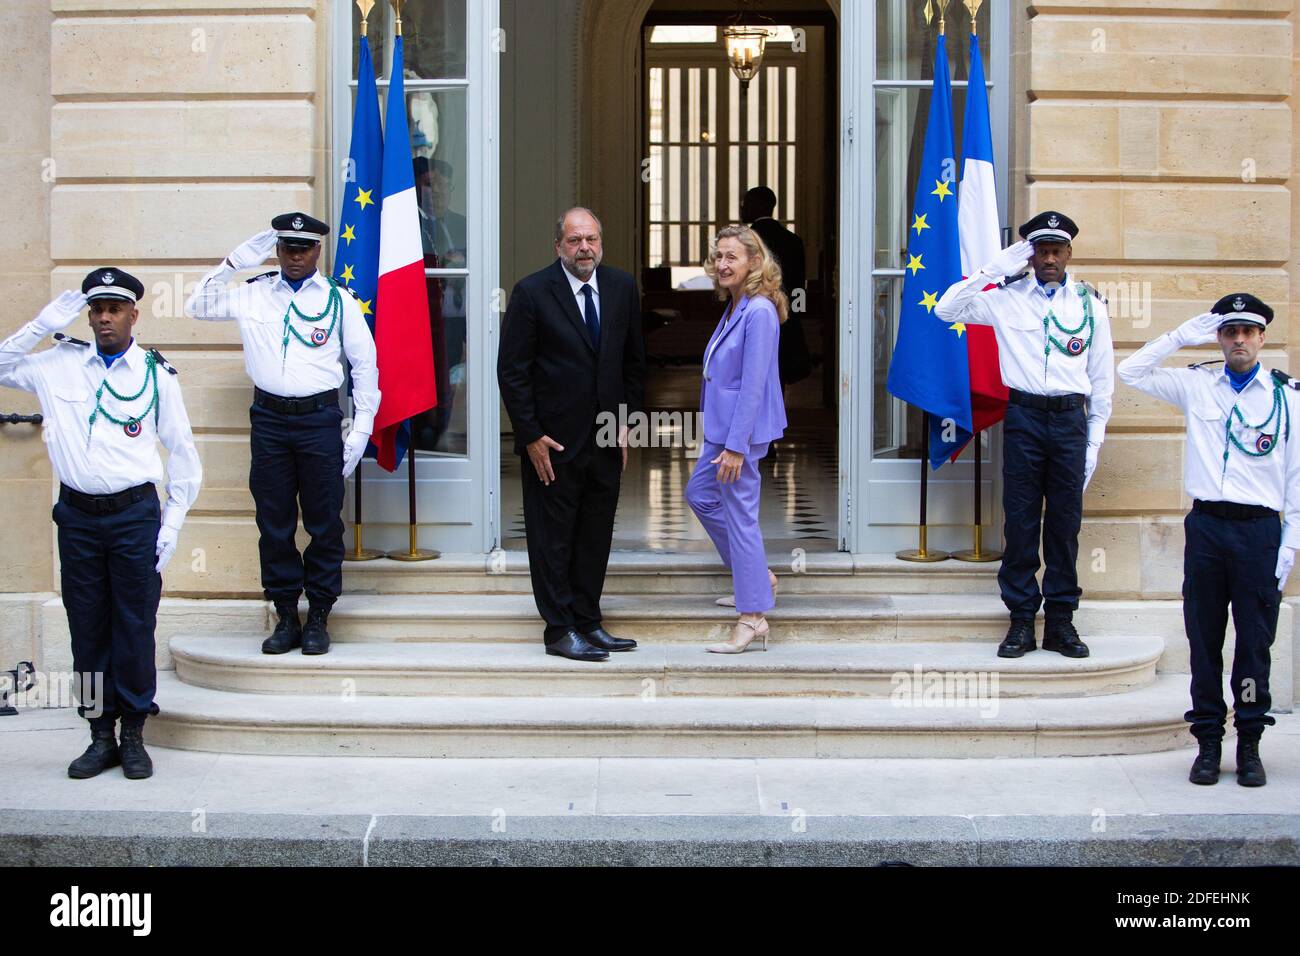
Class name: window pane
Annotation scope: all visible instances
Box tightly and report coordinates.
[410,274,469,459]
[875,0,992,82]
[411,89,469,267]
[353,0,467,81]
[872,275,924,459]
[874,85,967,271]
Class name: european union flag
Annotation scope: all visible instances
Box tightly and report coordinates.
[334,36,407,462]
[884,33,974,470]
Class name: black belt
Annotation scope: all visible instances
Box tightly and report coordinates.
[1193,500,1279,521]
[253,387,338,415]
[1008,389,1086,412]
[60,483,155,517]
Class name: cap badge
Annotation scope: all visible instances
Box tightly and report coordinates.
[102,271,115,285]
[292,216,305,230]
[1047,215,1060,228]
[1233,297,1247,312]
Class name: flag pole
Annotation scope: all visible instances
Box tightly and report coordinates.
[951,431,1001,562]
[387,422,440,561]
[897,412,950,563]
[345,460,385,562]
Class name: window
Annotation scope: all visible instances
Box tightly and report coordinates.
[871,0,1004,460]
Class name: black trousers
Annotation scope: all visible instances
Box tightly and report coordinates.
[999,402,1087,621]
[520,426,622,644]
[249,401,345,608]
[54,493,162,729]
[1183,509,1280,742]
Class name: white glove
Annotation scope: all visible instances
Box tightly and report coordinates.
[1276,546,1295,592]
[34,291,88,335]
[155,526,179,574]
[1171,312,1221,349]
[1084,443,1100,492]
[981,240,1034,279]
[342,431,370,478]
[226,229,279,271]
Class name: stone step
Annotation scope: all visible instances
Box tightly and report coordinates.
[146,671,1196,759]
[322,592,1187,645]
[343,551,999,596]
[169,634,1164,699]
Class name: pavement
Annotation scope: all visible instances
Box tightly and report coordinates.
[1,708,1297,866]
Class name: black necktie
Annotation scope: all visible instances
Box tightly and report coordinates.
[581,285,600,352]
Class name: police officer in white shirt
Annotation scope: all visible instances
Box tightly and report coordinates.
[186,213,379,657]
[936,211,1115,660]
[0,269,202,780]
[1118,294,1293,787]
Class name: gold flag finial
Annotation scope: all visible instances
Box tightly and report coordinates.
[924,0,934,26]
[964,0,983,35]
[356,0,374,38]
[937,0,950,35]
[390,0,404,38]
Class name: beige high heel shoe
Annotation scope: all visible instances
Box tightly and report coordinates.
[715,570,779,608]
[705,616,770,654]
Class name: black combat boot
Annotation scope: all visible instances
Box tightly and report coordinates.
[997,619,1036,659]
[67,722,120,779]
[301,604,332,656]
[262,601,303,655]
[1236,734,1267,788]
[1042,619,1090,658]
[1188,737,1221,785]
[118,719,153,780]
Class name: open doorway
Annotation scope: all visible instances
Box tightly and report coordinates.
[500,1,840,554]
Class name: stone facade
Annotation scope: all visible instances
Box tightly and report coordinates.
[1,0,1298,704]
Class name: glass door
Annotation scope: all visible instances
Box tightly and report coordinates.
[334,0,500,554]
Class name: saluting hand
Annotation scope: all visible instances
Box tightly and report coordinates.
[527,435,565,486]
[226,229,279,271]
[982,240,1034,279]
[1173,312,1222,348]
[35,291,88,335]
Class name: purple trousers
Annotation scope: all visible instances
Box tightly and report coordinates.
[685,440,774,614]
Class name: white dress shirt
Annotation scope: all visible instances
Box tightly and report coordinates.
[1118,333,1300,550]
[936,270,1116,447]
[563,264,600,331]
[0,328,202,531]
[185,266,380,435]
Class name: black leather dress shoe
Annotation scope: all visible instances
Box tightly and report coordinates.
[997,620,1037,659]
[67,726,120,779]
[118,723,153,780]
[1042,620,1090,658]
[1189,738,1221,785]
[581,627,637,652]
[1236,736,1267,787]
[262,602,302,655]
[546,631,609,662]
[301,605,332,656]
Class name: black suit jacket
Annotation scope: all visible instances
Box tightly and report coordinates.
[751,218,806,296]
[497,259,646,462]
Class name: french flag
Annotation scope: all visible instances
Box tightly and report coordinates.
[955,31,1008,453]
[373,34,438,472]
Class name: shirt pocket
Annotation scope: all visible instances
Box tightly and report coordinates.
[52,384,90,407]
[1191,404,1224,426]
[1003,314,1043,334]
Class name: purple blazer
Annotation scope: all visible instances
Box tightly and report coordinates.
[699,294,788,454]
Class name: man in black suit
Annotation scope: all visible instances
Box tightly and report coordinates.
[497,207,646,662]
[741,186,812,386]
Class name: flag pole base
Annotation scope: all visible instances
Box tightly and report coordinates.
[951,526,1002,564]
[387,525,440,563]
[896,527,949,563]
[344,525,385,563]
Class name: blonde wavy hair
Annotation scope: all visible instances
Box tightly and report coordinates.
[703,225,790,325]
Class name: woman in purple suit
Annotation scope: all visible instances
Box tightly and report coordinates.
[686,226,789,653]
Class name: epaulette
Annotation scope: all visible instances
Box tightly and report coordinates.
[53,333,90,348]
[1078,279,1108,304]
[997,270,1031,289]
[246,271,278,284]
[1188,359,1224,372]
[338,283,361,301]
[149,348,179,376]
[1272,369,1300,391]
